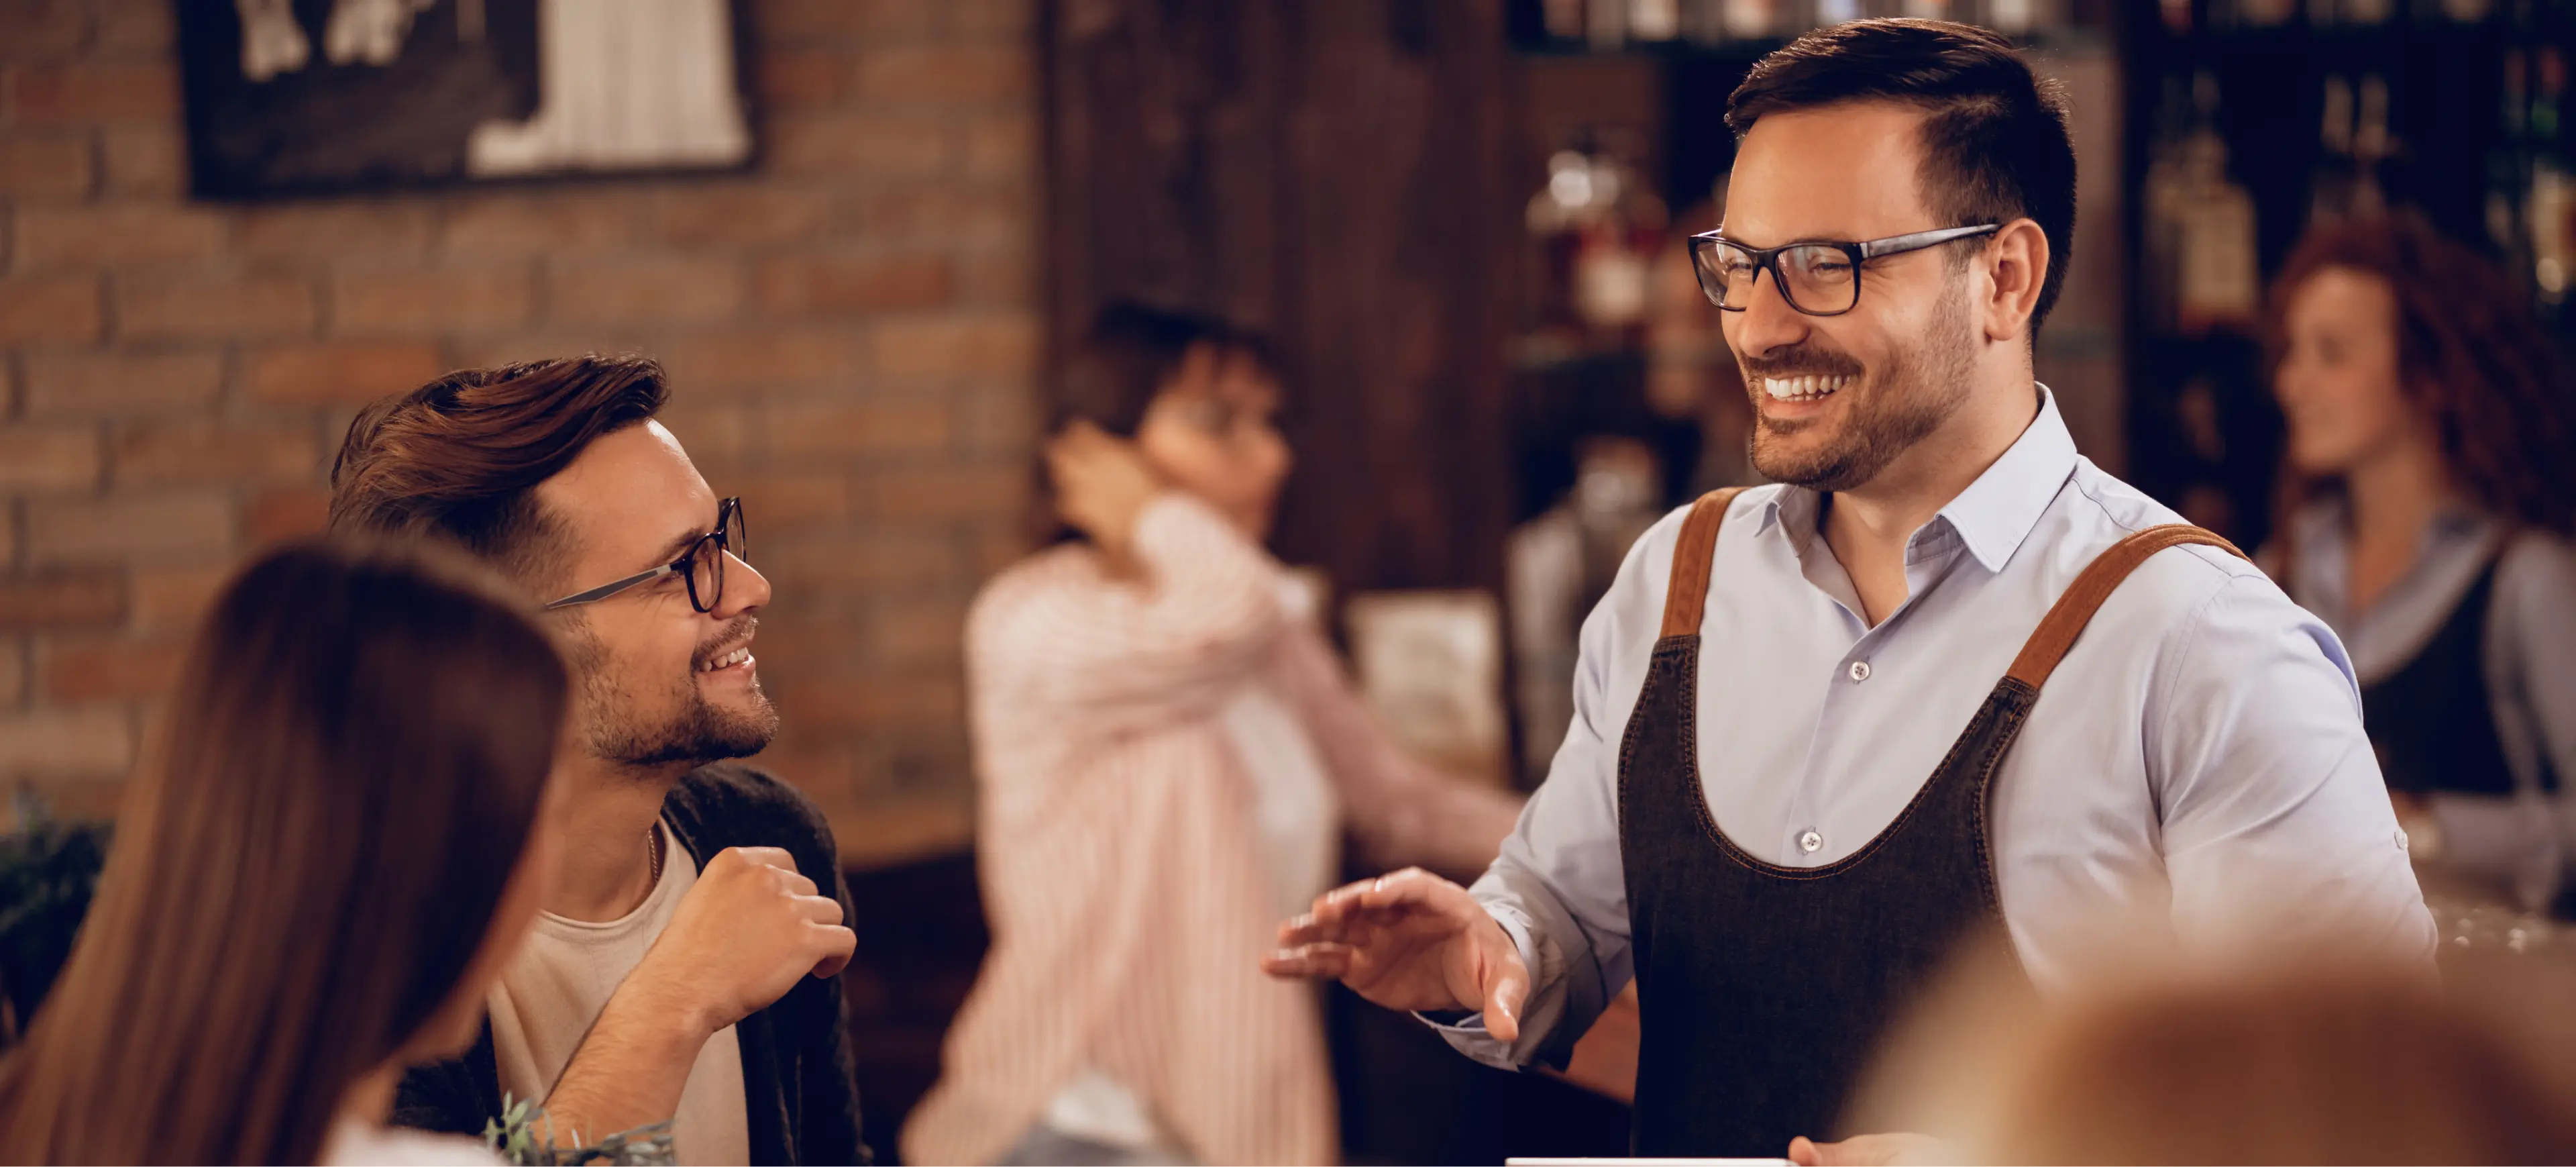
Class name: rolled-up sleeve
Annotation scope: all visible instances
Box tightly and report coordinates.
[2149,572,2438,963]
[1428,511,1685,1069]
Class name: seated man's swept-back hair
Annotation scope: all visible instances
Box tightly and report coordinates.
[329,355,669,585]
[1725,18,2078,332]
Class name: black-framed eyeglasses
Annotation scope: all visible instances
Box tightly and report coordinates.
[1687,224,2000,317]
[545,497,748,613]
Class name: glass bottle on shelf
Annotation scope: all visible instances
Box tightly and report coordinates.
[2490,50,2531,257]
[1684,0,1731,43]
[2219,0,2300,28]
[1722,0,1788,39]
[1984,0,2050,33]
[2161,0,2194,33]
[1574,138,1668,347]
[1542,0,1588,40]
[1527,147,1593,345]
[1631,0,1683,40]
[2530,47,2574,311]
[1589,0,1628,49]
[2310,76,2359,222]
[1524,132,1669,352]
[2351,74,2392,217]
[2438,0,2496,19]
[2149,73,2263,334]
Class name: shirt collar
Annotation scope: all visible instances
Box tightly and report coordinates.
[1755,383,2078,573]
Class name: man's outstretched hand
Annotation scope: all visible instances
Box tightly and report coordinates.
[1260,867,1532,1042]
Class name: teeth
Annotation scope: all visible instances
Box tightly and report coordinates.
[700,647,751,672]
[1763,374,1850,401]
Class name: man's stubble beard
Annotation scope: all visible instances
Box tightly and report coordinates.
[1746,284,1978,493]
[568,616,780,771]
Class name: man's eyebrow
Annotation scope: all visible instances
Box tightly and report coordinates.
[1716,231,1860,249]
[641,527,702,570]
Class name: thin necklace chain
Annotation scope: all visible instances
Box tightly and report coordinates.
[647,823,665,885]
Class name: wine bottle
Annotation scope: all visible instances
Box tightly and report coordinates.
[1631,0,1682,40]
[2173,74,2263,333]
[2531,47,2574,307]
[2351,74,2391,217]
[2488,50,2530,255]
[2222,0,2300,28]
[1723,0,1780,39]
[2310,76,2358,221]
[1542,0,1589,40]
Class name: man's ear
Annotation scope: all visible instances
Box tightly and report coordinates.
[1980,219,2049,345]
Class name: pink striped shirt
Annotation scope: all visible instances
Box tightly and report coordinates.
[902,495,1521,1166]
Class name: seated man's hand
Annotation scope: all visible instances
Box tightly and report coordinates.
[1788,1132,1947,1166]
[627,845,856,1036]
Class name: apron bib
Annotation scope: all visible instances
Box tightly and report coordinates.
[1617,487,2245,1156]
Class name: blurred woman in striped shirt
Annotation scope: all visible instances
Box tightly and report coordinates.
[903,304,1523,1166]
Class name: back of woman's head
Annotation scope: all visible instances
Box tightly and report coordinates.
[2269,213,2576,534]
[1978,964,2576,1164]
[0,537,568,1166]
[1054,301,1265,440]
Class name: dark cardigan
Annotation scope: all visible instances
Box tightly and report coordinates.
[391,762,869,1165]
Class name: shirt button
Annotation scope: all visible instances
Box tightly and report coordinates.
[1799,829,1823,854]
[1848,660,1872,682]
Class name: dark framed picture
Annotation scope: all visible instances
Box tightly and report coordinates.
[173,0,756,200]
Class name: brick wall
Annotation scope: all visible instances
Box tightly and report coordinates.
[0,0,1040,865]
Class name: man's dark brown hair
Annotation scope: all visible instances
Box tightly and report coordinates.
[1726,18,2077,332]
[329,355,669,584]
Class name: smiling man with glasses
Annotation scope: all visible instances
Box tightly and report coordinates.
[329,356,865,1164]
[1267,19,2434,1165]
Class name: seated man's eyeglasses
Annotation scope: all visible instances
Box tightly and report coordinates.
[1687,223,2000,317]
[546,497,747,613]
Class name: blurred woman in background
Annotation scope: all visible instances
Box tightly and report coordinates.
[0,538,568,1166]
[904,303,1523,1166]
[2266,215,2576,914]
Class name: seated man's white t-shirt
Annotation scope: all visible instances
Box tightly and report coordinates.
[487,821,750,1166]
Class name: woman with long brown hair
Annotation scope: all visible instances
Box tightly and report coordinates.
[0,537,570,1165]
[2267,213,2576,913]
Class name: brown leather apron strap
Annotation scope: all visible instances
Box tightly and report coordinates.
[1660,487,1748,640]
[2004,523,2249,691]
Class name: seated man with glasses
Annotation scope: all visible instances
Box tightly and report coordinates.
[330,356,867,1165]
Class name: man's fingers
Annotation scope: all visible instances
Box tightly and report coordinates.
[1355,867,1440,911]
[730,845,800,872]
[807,922,857,979]
[1483,966,1527,1044]
[1277,912,1347,947]
[1308,876,1380,925]
[794,893,845,925]
[1260,942,1354,980]
[1787,1135,1825,1166]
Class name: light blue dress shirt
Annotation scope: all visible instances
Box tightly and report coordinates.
[1443,387,2437,1070]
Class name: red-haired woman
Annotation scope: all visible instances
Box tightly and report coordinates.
[2267,215,2576,913]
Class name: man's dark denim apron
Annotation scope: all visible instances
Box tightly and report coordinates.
[1615,487,2244,1157]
